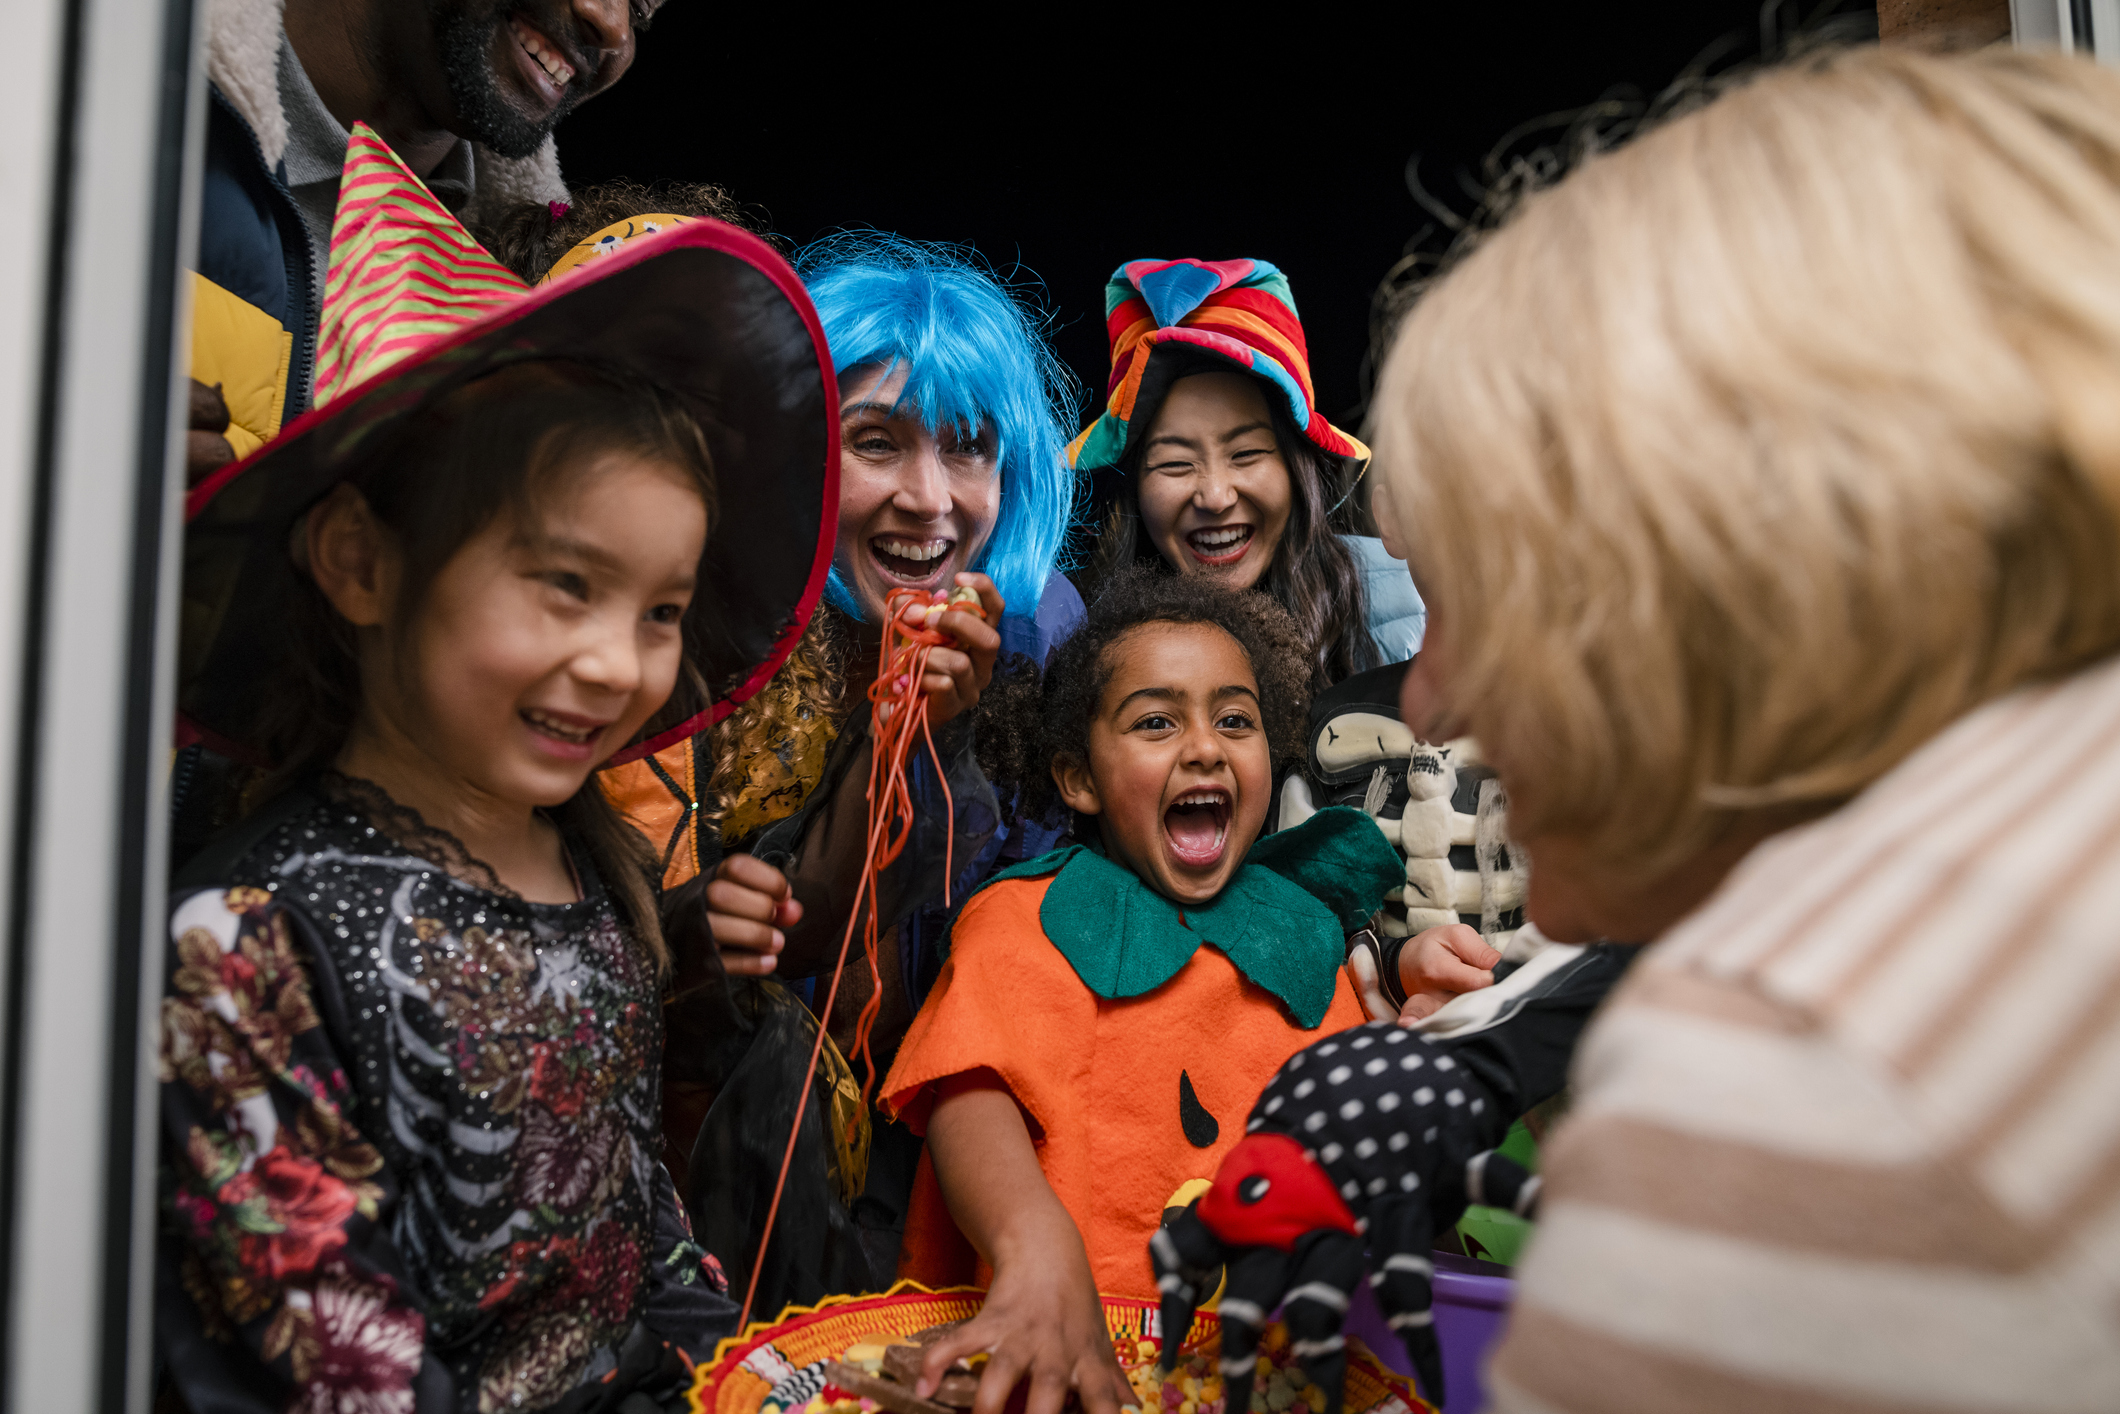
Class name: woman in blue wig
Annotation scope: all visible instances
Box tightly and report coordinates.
[806,232,1082,650]
[494,198,1083,1305]
[610,226,1086,1309]
[739,230,1084,1020]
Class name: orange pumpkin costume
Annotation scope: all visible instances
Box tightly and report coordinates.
[881,806,1401,1298]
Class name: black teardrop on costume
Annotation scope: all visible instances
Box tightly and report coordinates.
[1179,1069,1219,1148]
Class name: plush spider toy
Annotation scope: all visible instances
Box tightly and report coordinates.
[1163,662,1636,1409]
[1150,943,1630,1409]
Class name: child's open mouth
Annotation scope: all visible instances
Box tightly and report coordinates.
[1164,788,1232,868]
[1185,525,1254,567]
[870,535,954,587]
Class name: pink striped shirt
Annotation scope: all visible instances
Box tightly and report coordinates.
[1490,651,2120,1413]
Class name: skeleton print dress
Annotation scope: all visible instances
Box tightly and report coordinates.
[156,778,735,1414]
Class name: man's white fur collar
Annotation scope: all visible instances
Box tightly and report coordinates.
[201,0,567,221]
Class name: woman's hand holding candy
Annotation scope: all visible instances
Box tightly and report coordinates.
[898,572,1004,726]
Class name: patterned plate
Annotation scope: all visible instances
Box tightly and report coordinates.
[688,1282,1433,1414]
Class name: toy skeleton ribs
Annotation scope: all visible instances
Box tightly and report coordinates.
[1276,666,1541,1022]
[1156,663,1636,1408]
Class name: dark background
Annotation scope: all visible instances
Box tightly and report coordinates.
[558,2,1877,429]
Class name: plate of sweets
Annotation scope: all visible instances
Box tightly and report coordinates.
[687,1283,1434,1414]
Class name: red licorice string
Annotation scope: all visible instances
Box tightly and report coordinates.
[737,587,981,1332]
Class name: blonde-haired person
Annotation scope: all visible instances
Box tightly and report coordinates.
[1141,43,2120,1414]
[1388,46,2120,1411]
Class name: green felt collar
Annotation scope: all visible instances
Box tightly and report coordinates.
[980,806,1402,1029]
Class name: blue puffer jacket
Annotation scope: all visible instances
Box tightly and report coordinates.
[192,83,316,458]
[1347,533,1427,664]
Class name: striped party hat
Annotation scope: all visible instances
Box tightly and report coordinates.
[1067,257,1368,472]
[311,123,530,404]
[178,128,843,767]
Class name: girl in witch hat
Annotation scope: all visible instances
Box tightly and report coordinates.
[159,126,835,1414]
[1073,259,1425,691]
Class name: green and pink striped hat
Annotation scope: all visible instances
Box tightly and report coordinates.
[180,125,839,766]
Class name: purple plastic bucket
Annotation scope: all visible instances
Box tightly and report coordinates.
[1341,1253,1515,1414]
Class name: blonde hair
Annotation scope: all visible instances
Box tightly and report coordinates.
[1373,45,2120,875]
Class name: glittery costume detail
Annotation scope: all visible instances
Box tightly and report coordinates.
[158,791,733,1414]
[318,770,517,897]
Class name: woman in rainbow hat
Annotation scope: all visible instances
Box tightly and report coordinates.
[1073,259,1424,689]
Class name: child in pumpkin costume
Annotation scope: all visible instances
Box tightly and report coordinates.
[878,570,1405,1410]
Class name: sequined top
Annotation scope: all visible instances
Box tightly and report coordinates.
[157,785,735,1414]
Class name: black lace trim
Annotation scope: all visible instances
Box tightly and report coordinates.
[318,770,521,899]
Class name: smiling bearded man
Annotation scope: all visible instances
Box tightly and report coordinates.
[181,0,660,485]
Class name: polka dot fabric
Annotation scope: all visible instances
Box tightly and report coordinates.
[1151,946,1634,1411]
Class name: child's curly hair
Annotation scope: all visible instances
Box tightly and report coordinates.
[977,567,1313,818]
[478,179,771,285]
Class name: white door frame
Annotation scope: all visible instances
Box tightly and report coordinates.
[2014,0,2120,61]
[0,0,203,1411]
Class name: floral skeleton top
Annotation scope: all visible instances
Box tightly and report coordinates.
[157,783,736,1414]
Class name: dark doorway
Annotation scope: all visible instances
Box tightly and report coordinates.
[560,3,1876,424]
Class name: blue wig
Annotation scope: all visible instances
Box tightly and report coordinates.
[796,232,1081,621]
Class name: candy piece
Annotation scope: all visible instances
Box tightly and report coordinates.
[932,1376,979,1408]
[906,1323,965,1345]
[879,1344,980,1409]
[822,1364,956,1414]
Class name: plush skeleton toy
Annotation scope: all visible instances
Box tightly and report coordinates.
[1278,664,1543,1019]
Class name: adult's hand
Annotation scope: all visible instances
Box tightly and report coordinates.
[187,379,235,485]
[899,572,1004,727]
[1396,924,1499,1023]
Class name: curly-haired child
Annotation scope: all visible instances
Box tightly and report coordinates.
[874,570,1408,1414]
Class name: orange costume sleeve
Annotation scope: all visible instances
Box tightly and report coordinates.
[881,874,1368,1299]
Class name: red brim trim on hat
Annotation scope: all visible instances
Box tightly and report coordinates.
[1303,413,1364,461]
[179,220,841,775]
[601,249,840,767]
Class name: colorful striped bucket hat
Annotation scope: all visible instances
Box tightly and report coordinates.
[1066,257,1368,471]
[180,124,838,767]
